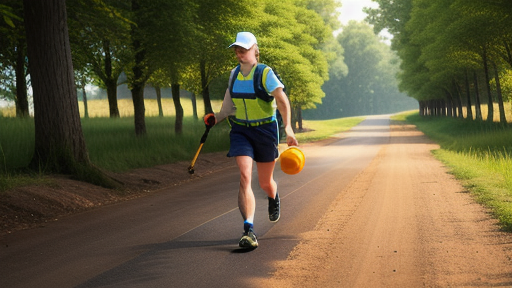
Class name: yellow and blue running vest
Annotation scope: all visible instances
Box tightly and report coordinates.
[229,64,283,127]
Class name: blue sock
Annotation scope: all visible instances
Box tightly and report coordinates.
[244,221,253,233]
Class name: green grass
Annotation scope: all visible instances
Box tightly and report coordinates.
[0,105,364,191]
[296,117,365,142]
[4,104,511,232]
[82,116,231,172]
[399,112,512,232]
[0,117,35,170]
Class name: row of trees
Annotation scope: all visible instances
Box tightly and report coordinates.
[1,0,342,133]
[0,0,342,183]
[306,21,417,119]
[366,0,512,123]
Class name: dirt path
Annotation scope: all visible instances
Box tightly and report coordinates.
[264,123,512,287]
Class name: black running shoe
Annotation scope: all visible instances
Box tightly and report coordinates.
[268,192,280,222]
[239,229,258,249]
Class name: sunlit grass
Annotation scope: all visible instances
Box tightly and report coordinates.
[297,117,365,143]
[403,112,512,231]
[77,98,223,118]
[81,116,231,172]
[1,98,365,191]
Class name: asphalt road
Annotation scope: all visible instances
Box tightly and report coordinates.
[0,115,391,288]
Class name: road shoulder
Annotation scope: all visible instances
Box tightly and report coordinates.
[262,122,512,287]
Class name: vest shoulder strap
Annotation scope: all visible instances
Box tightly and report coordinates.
[229,64,274,102]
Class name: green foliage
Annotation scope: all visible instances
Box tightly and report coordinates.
[81,116,231,172]
[405,112,512,231]
[0,3,21,28]
[2,0,349,182]
[250,0,336,109]
[0,117,34,171]
[306,21,417,119]
[0,1,25,103]
[368,0,512,111]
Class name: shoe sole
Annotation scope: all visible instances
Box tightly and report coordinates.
[269,214,280,222]
[239,236,258,249]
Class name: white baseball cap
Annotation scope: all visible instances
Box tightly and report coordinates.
[228,32,257,49]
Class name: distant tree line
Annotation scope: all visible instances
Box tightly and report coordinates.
[305,21,418,120]
[366,0,512,123]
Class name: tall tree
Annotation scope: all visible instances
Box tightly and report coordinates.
[193,0,249,115]
[126,0,196,134]
[251,0,333,129]
[128,0,148,135]
[0,1,28,117]
[23,0,114,187]
[367,0,512,122]
[67,0,131,118]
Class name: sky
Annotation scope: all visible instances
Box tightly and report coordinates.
[337,0,392,43]
[338,0,379,25]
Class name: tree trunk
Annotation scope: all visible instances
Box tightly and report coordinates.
[155,86,163,117]
[200,60,212,115]
[440,99,447,116]
[191,93,198,120]
[297,105,303,132]
[503,40,512,67]
[24,0,90,172]
[103,40,120,118]
[291,105,298,131]
[473,71,483,121]
[131,80,146,136]
[447,95,453,117]
[82,85,89,118]
[492,62,506,124]
[482,46,493,122]
[106,79,119,118]
[452,81,463,118]
[172,83,184,134]
[15,39,29,118]
[446,100,452,117]
[444,88,455,117]
[464,69,473,120]
[130,0,146,136]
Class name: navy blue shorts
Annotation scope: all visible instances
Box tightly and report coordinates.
[227,120,279,162]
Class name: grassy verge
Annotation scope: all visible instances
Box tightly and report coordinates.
[396,112,512,232]
[81,116,232,172]
[296,117,365,143]
[0,110,364,191]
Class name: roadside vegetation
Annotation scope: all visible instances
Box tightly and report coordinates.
[0,99,364,191]
[393,111,512,232]
[3,105,512,232]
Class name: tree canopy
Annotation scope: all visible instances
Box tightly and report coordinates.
[306,21,417,119]
[367,0,512,122]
